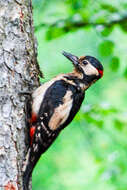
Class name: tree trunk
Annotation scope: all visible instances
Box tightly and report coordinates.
[0,0,41,189]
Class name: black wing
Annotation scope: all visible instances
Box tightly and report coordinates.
[38,79,85,130]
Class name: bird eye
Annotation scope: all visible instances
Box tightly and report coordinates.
[82,60,88,65]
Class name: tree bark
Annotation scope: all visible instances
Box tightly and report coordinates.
[0,0,41,189]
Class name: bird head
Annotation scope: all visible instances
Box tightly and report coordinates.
[62,51,103,85]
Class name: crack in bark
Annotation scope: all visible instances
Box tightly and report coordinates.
[14,0,22,6]
[4,62,13,72]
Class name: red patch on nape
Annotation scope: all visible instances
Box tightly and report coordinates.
[98,69,103,77]
[30,112,37,124]
[30,126,36,145]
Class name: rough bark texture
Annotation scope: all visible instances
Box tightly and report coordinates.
[0,0,41,189]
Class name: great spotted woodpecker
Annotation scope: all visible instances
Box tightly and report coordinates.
[23,51,103,189]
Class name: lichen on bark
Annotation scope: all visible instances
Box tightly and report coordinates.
[0,0,41,189]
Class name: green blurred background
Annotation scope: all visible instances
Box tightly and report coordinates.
[32,0,127,189]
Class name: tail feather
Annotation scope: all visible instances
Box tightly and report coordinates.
[22,149,33,190]
[23,164,33,190]
[22,147,43,190]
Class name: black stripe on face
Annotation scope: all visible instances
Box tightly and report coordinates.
[82,73,100,84]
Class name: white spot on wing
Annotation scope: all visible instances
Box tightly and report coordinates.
[49,90,73,130]
[34,144,38,152]
[22,149,30,172]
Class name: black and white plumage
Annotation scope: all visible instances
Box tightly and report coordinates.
[23,51,103,190]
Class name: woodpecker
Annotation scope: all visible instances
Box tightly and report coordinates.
[23,51,103,190]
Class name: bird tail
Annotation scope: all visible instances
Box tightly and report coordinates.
[22,149,33,190]
[23,164,33,190]
[22,147,43,190]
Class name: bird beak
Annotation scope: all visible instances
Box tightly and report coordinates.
[62,51,79,67]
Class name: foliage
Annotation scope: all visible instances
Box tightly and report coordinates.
[32,0,127,190]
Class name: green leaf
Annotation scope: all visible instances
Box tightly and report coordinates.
[101,27,113,37]
[120,21,127,32]
[110,57,120,72]
[101,4,118,13]
[114,119,123,130]
[46,27,65,40]
[99,40,114,56]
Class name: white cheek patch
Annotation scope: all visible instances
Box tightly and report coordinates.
[83,63,99,76]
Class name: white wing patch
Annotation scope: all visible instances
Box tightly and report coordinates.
[48,90,73,130]
[32,74,64,115]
